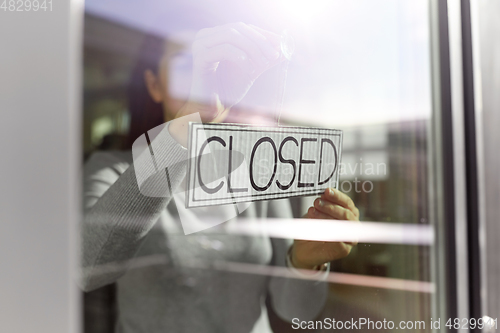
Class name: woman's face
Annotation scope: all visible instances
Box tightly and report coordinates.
[144,40,191,122]
[143,34,278,126]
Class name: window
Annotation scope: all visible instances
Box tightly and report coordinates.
[81,1,451,332]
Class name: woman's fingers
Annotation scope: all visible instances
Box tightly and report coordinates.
[307,206,329,219]
[206,23,280,59]
[299,188,360,265]
[307,206,358,246]
[313,197,357,221]
[321,188,360,218]
[229,23,280,60]
[322,188,355,209]
[193,43,253,72]
[195,29,267,68]
[248,24,282,48]
[194,24,280,71]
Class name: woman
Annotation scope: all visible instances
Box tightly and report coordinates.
[81,23,360,333]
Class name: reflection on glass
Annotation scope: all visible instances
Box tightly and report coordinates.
[82,0,437,332]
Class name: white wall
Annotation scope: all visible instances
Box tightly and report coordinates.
[0,2,82,332]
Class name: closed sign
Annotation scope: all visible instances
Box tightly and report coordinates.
[186,123,342,208]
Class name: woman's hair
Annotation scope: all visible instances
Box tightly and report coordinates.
[127,33,166,149]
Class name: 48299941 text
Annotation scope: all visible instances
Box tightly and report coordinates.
[1,0,52,11]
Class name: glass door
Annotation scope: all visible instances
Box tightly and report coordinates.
[80,1,464,332]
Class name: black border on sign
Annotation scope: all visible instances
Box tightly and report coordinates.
[186,123,343,208]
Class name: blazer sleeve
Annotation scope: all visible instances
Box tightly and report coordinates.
[80,124,187,292]
[266,199,329,321]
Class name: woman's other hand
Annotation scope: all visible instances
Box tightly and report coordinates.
[169,23,283,146]
[188,23,282,120]
[290,188,360,271]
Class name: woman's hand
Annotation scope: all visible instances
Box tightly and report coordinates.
[169,23,283,146]
[290,188,360,271]
[188,22,282,120]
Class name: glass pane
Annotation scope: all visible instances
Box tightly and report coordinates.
[81,1,442,332]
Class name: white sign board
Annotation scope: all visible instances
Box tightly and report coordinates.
[186,123,342,208]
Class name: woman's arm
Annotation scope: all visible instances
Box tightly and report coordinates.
[80,126,187,292]
[266,190,360,321]
[291,188,360,270]
[266,199,329,321]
